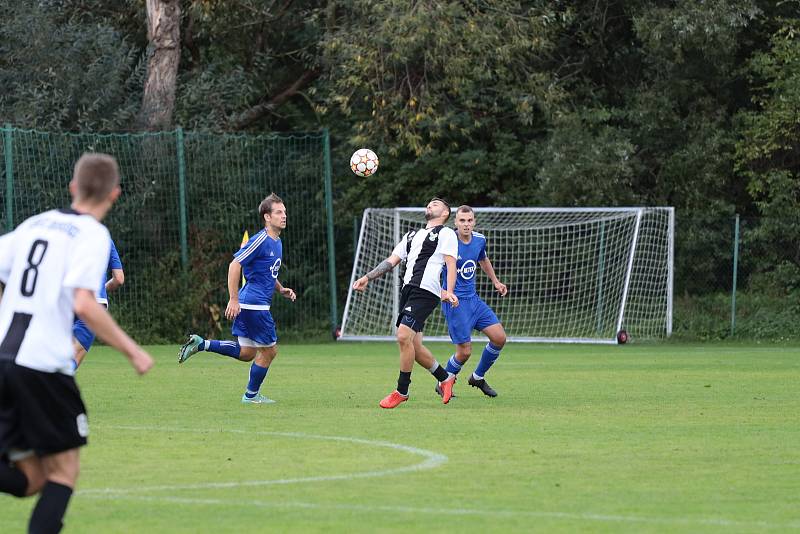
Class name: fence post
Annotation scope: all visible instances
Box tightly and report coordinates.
[176,127,189,271]
[4,124,13,232]
[730,214,740,336]
[322,129,338,332]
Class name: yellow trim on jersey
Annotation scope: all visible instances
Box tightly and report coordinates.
[240,230,249,286]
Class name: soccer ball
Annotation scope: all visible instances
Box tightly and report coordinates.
[616,330,629,344]
[350,148,379,177]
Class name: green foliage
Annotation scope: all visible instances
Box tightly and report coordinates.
[0,1,145,130]
[173,0,324,131]
[536,109,637,206]
[735,20,800,291]
[3,0,800,339]
[321,1,564,208]
[674,291,800,341]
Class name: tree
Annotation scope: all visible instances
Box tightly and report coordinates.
[172,0,324,132]
[735,20,800,291]
[320,1,566,212]
[139,0,181,130]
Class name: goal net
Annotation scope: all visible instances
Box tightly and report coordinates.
[340,207,674,344]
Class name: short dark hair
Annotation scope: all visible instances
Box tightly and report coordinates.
[456,205,474,215]
[429,196,451,222]
[73,153,120,203]
[258,193,284,223]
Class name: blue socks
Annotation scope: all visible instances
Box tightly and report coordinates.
[445,354,463,376]
[205,340,241,359]
[474,342,502,379]
[244,363,269,398]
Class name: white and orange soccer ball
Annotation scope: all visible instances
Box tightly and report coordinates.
[350,148,379,177]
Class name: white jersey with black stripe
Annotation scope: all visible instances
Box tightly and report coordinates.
[391,225,458,297]
[0,209,110,375]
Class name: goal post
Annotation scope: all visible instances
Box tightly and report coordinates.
[340,207,674,344]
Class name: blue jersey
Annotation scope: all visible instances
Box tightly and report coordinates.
[97,238,123,304]
[234,229,282,308]
[442,232,487,298]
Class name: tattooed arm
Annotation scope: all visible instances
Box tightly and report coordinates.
[352,255,401,291]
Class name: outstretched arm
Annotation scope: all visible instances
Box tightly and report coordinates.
[479,257,508,296]
[275,280,297,302]
[353,254,401,291]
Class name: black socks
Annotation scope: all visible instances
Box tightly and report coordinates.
[397,371,412,395]
[0,462,28,497]
[29,481,73,534]
[431,365,449,383]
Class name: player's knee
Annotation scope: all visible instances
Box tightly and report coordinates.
[396,329,414,346]
[256,349,276,366]
[23,471,46,497]
[239,347,256,362]
[491,333,507,348]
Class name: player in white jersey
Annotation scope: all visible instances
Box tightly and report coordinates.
[353,198,460,409]
[0,153,153,534]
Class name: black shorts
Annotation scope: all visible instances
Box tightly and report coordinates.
[395,285,440,333]
[0,361,88,461]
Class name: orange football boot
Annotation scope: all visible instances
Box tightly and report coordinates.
[439,375,456,404]
[379,390,408,409]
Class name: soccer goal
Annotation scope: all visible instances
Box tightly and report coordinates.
[340,207,674,344]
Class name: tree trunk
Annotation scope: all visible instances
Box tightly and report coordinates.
[139,0,181,131]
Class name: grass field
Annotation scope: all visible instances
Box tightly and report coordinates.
[2,341,799,533]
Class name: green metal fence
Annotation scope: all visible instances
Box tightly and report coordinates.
[0,125,337,343]
[673,214,800,340]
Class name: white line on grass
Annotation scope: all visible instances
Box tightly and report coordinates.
[76,426,800,530]
[81,494,800,530]
[78,425,447,495]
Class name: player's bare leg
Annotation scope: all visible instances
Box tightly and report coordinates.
[27,449,80,533]
[380,324,417,408]
[454,341,473,365]
[254,346,277,367]
[483,323,507,349]
[73,337,88,369]
[237,346,257,362]
[412,332,435,369]
[396,324,416,372]
[4,454,46,497]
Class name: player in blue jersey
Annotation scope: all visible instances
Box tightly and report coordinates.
[439,205,508,397]
[71,238,124,370]
[177,193,296,404]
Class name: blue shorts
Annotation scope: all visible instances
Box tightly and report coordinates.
[72,303,107,352]
[72,318,95,352]
[442,296,500,345]
[232,309,278,347]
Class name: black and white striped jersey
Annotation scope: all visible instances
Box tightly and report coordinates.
[0,208,110,375]
[391,225,458,297]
